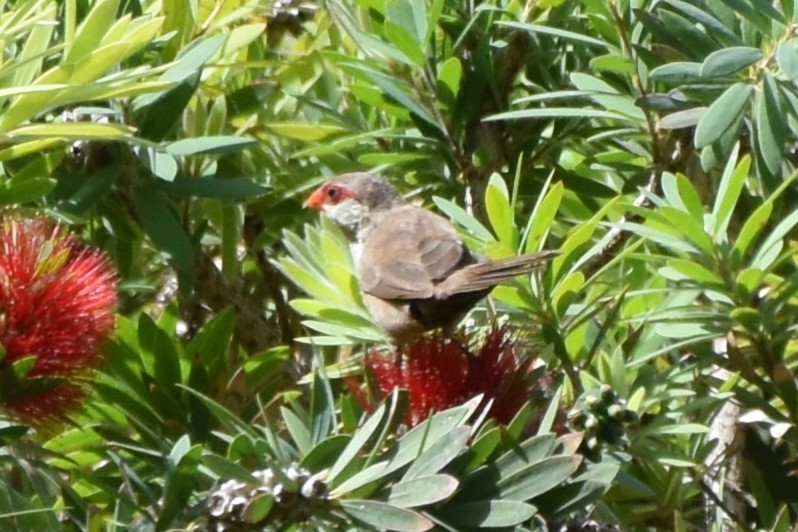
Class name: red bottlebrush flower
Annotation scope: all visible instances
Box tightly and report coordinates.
[0,218,117,424]
[361,326,543,427]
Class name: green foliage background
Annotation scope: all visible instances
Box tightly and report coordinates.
[2,0,798,529]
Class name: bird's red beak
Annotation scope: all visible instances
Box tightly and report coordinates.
[304,186,326,210]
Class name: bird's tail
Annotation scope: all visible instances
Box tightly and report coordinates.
[436,249,559,296]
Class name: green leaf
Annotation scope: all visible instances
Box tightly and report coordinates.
[433,197,495,242]
[487,107,630,122]
[777,40,798,80]
[436,57,462,107]
[666,259,724,285]
[160,438,202,530]
[328,402,388,486]
[590,53,635,74]
[700,46,762,78]
[184,308,235,369]
[649,62,702,84]
[694,83,751,148]
[711,146,749,239]
[341,63,439,129]
[244,494,274,523]
[385,399,481,476]
[155,176,267,199]
[384,20,424,66]
[485,173,516,248]
[179,387,258,436]
[755,72,786,176]
[300,435,351,472]
[498,21,609,48]
[494,434,557,480]
[387,475,459,507]
[732,201,772,259]
[267,123,346,141]
[9,122,135,140]
[659,107,705,129]
[164,136,255,155]
[752,208,798,269]
[340,500,433,531]
[282,406,312,456]
[0,178,56,207]
[570,72,646,120]
[0,425,30,446]
[132,186,193,273]
[523,180,562,254]
[498,455,582,501]
[660,172,704,221]
[310,370,335,445]
[438,500,537,528]
[403,426,470,480]
[66,0,120,63]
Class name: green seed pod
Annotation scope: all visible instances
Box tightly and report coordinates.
[585,395,603,412]
[600,384,616,403]
[568,409,587,428]
[608,404,625,419]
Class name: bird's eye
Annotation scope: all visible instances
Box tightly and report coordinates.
[326,186,339,200]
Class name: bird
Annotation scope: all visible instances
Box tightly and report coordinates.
[305,172,558,344]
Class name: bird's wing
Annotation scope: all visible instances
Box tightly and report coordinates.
[358,205,470,300]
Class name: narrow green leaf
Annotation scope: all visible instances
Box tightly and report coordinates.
[523,180,563,254]
[341,500,433,531]
[387,475,458,507]
[439,500,537,528]
[0,178,56,207]
[132,186,193,273]
[403,426,470,480]
[752,208,798,269]
[694,83,751,148]
[498,455,582,501]
[164,136,255,155]
[267,122,346,141]
[485,173,515,248]
[755,72,786,176]
[494,434,556,481]
[711,147,749,238]
[432,197,494,242]
[300,435,351,472]
[328,403,387,486]
[281,406,312,455]
[777,40,798,80]
[649,62,702,84]
[700,46,762,78]
[66,0,120,62]
[155,176,267,199]
[487,107,629,122]
[666,259,724,285]
[498,21,609,48]
[732,201,772,259]
[9,122,134,140]
[659,107,705,129]
[341,63,438,128]
[310,370,335,445]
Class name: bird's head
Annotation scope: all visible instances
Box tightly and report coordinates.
[305,173,403,239]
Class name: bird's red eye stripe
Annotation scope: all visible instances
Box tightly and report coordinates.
[305,182,357,210]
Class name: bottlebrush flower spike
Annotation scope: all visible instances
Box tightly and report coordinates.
[360,326,544,427]
[0,218,117,425]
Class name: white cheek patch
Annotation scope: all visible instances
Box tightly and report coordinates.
[324,199,364,234]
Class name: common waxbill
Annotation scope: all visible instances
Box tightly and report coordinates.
[305,173,558,344]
